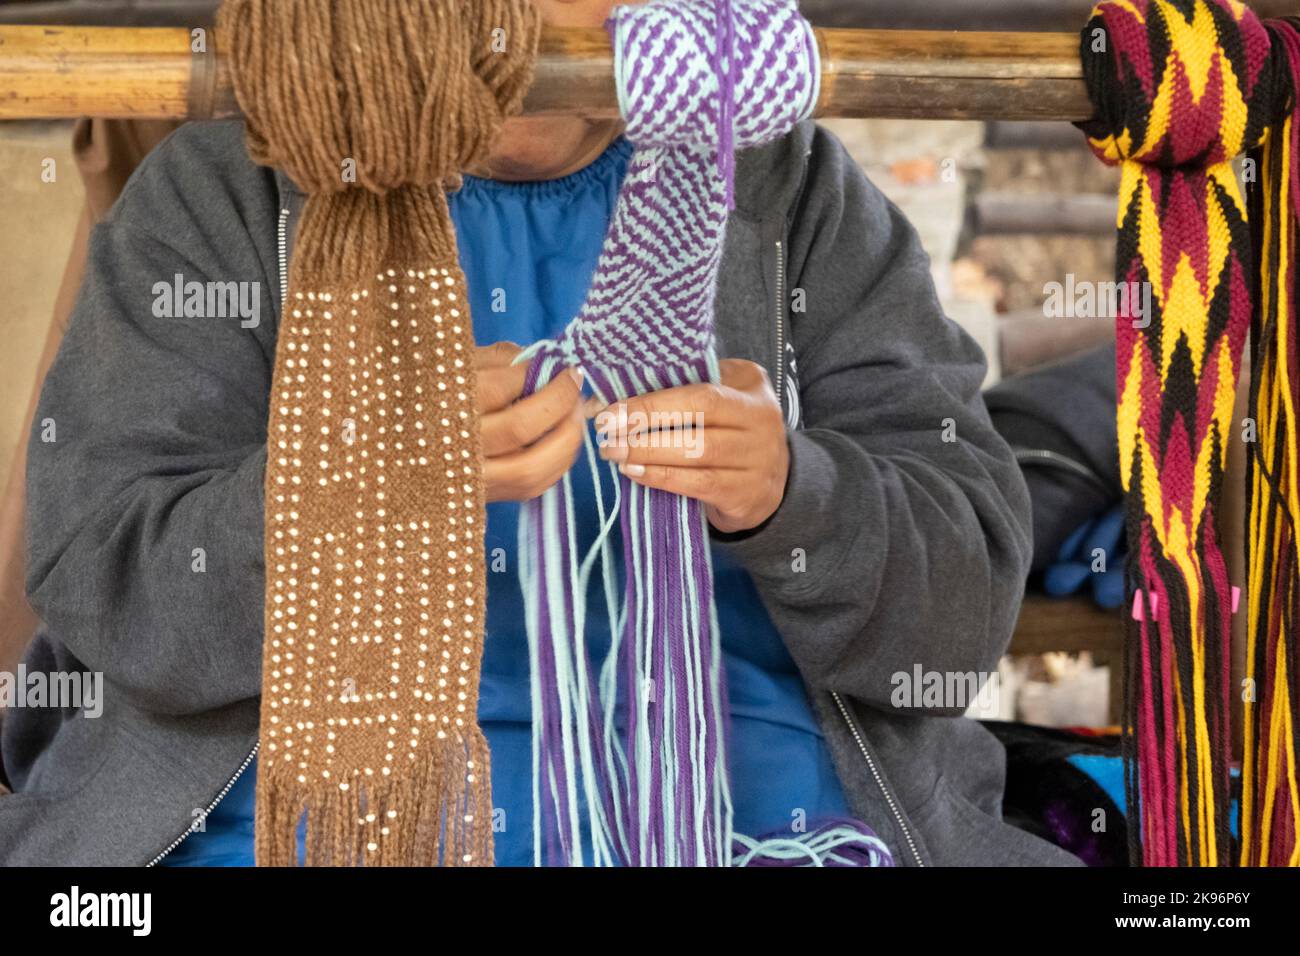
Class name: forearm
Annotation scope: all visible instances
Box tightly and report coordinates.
[27,447,267,714]
[719,423,1030,712]
[22,125,281,715]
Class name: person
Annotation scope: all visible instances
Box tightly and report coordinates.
[0,0,1077,866]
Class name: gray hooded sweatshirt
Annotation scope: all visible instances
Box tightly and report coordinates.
[0,119,1078,866]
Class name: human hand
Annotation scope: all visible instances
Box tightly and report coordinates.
[593,358,789,534]
[477,342,585,503]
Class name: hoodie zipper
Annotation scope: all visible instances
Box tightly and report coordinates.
[769,228,919,864]
[773,239,786,410]
[830,690,926,867]
[147,209,293,867]
[1012,447,1109,493]
[277,206,291,307]
[145,743,260,866]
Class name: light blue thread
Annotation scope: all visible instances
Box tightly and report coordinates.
[732,825,893,868]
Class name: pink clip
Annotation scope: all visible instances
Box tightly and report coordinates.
[1131,588,1240,619]
[1131,590,1159,621]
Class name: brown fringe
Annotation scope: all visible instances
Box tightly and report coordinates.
[255,728,493,867]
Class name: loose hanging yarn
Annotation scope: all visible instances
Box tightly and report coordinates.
[516,0,887,867]
[219,0,542,865]
[1077,0,1300,866]
[1242,13,1300,868]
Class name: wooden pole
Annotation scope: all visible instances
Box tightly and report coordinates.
[971,193,1118,237]
[3,0,1297,32]
[800,0,1300,31]
[986,120,1093,150]
[0,24,1094,122]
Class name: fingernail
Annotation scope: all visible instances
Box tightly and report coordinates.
[620,463,645,478]
[568,367,584,388]
[583,395,603,419]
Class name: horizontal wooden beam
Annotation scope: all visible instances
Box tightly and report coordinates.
[0,24,1095,122]
[800,0,1299,32]
[2,0,1295,33]
[971,193,1118,237]
[0,0,219,28]
[1010,595,1124,725]
[1010,596,1123,659]
[998,313,1116,378]
[985,120,1094,150]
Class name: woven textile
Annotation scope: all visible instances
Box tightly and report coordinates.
[220,0,541,866]
[1078,0,1300,866]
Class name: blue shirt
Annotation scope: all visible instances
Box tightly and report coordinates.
[162,138,848,867]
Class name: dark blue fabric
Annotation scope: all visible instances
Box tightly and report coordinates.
[161,138,847,867]
[1064,754,1242,836]
[1042,505,1127,609]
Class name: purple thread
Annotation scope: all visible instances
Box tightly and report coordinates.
[522,0,821,868]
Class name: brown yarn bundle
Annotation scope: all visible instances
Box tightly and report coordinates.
[217,0,541,866]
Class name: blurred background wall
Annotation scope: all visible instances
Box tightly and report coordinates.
[0,121,81,491]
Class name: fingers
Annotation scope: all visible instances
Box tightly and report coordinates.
[602,382,743,437]
[482,367,584,458]
[717,357,769,391]
[585,360,787,534]
[612,463,736,509]
[617,460,783,534]
[597,424,745,469]
[475,342,527,413]
[593,361,773,438]
[484,405,586,502]
[478,356,586,502]
[476,340,522,369]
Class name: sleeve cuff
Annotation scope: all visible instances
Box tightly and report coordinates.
[711,428,856,581]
